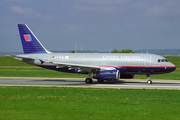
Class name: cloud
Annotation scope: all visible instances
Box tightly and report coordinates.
[147,5,165,16]
[9,5,54,22]
[10,6,33,15]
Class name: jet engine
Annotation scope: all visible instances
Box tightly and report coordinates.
[92,70,120,80]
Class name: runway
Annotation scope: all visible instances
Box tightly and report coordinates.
[0,77,180,89]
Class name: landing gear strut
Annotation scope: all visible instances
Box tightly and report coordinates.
[147,74,152,84]
[85,72,93,84]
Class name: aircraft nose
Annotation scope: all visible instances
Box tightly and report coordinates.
[168,63,176,72]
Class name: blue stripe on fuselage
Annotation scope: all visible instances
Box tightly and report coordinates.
[36,65,176,75]
[124,66,176,74]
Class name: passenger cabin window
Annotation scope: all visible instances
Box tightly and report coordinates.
[158,59,168,62]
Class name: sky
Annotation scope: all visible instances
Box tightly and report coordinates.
[1,0,180,53]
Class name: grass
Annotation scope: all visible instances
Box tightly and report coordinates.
[0,57,180,119]
[0,56,33,66]
[0,68,87,78]
[0,86,180,120]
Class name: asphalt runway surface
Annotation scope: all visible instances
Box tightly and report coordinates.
[0,77,180,89]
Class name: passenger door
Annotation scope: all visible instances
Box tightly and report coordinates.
[144,56,151,67]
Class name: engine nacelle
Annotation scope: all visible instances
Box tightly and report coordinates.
[120,74,134,79]
[93,70,120,80]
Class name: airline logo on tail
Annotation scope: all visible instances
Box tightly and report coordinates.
[23,34,32,42]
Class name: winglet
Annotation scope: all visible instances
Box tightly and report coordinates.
[18,24,51,54]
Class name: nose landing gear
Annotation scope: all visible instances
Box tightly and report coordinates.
[147,74,152,84]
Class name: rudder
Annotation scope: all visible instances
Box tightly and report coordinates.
[18,24,50,54]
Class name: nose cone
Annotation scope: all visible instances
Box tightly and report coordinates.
[167,63,176,72]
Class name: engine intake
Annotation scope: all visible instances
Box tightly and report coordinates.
[93,70,120,80]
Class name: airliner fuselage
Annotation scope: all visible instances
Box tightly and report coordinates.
[14,24,176,84]
[15,53,176,83]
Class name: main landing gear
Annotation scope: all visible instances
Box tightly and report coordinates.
[85,73,153,84]
[85,78,105,84]
[85,78,93,84]
[85,72,93,84]
[147,74,152,84]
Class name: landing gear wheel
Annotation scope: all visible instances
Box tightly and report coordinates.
[147,80,152,84]
[85,78,93,84]
[147,74,152,84]
[97,79,104,83]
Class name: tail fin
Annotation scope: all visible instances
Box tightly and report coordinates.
[18,24,50,54]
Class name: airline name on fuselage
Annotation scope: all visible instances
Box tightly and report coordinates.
[52,55,141,59]
[103,55,141,59]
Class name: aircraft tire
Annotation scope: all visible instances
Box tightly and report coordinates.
[85,78,93,84]
[147,80,152,84]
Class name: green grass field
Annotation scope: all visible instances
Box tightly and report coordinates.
[0,87,180,120]
[0,57,180,119]
[0,56,33,66]
[0,56,179,79]
[0,68,87,78]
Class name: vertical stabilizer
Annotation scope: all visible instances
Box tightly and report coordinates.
[18,24,50,54]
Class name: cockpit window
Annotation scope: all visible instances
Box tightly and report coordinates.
[158,59,168,62]
[164,59,168,62]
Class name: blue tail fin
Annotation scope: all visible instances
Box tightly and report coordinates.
[18,24,50,54]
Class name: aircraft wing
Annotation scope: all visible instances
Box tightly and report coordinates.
[12,55,35,60]
[48,61,101,72]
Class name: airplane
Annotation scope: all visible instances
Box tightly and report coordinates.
[14,24,176,84]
